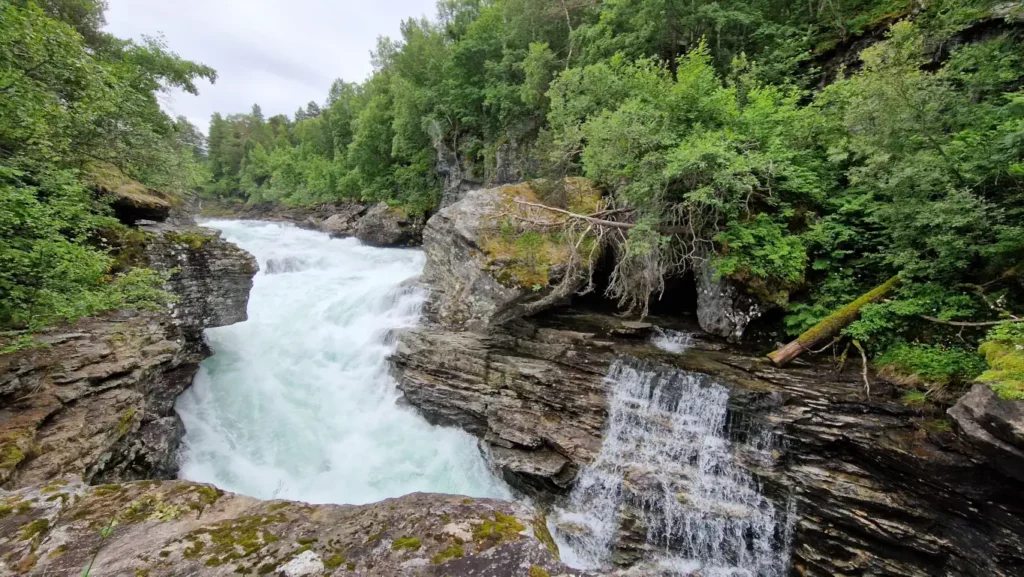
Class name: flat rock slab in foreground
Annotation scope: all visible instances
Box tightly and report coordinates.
[0,478,590,577]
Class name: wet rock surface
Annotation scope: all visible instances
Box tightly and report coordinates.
[0,477,591,577]
[695,260,771,343]
[394,302,1024,576]
[319,204,368,238]
[0,224,256,490]
[354,202,425,247]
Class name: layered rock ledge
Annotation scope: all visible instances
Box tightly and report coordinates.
[0,224,257,490]
[0,477,587,576]
[392,184,1024,576]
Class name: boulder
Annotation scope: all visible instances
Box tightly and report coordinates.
[86,162,175,225]
[949,384,1024,481]
[419,186,592,331]
[319,204,367,238]
[143,223,258,334]
[0,477,594,577]
[354,202,425,247]
[695,260,770,343]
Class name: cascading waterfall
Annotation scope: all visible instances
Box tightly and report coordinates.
[652,328,694,354]
[555,356,791,576]
[175,220,510,505]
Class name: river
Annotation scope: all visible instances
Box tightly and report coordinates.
[174,220,510,505]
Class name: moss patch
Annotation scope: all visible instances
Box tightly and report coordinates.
[977,323,1024,400]
[472,511,525,550]
[391,536,421,552]
[481,178,602,290]
[120,495,186,523]
[180,513,285,567]
[430,544,464,564]
[165,231,216,250]
[530,515,559,559]
[0,429,37,477]
[530,566,551,577]
[20,518,49,541]
[117,408,138,437]
[324,554,347,569]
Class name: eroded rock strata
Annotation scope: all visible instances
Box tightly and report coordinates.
[396,308,1024,576]
[0,225,257,490]
[0,477,586,577]
[392,186,1024,576]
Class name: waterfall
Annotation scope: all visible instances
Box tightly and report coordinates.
[555,357,791,576]
[652,328,694,354]
[175,220,510,505]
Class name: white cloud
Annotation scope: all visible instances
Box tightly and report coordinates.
[105,0,437,131]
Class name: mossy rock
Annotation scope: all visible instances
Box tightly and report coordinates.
[480,178,603,290]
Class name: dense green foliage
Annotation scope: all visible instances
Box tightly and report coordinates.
[0,0,213,330]
[204,0,1022,391]
[4,0,1022,396]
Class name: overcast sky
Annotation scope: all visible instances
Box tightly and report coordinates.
[105,0,438,132]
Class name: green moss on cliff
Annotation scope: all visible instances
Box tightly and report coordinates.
[165,231,216,250]
[473,511,525,550]
[391,536,422,551]
[977,323,1024,399]
[481,179,602,290]
[430,544,464,564]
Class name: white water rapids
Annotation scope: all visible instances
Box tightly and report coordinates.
[175,220,510,505]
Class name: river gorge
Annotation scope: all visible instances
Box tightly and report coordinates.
[1,189,1023,577]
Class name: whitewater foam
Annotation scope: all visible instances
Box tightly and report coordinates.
[175,220,510,505]
[554,356,792,576]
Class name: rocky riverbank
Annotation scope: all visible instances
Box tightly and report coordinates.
[4,183,1023,576]
[197,199,425,248]
[0,477,583,577]
[0,222,257,491]
[0,206,594,577]
[391,184,1024,576]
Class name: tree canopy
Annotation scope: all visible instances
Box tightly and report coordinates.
[203,0,1023,394]
[1,0,214,330]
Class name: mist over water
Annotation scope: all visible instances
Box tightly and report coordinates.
[175,220,510,505]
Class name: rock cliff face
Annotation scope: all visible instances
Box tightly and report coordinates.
[393,185,1024,576]
[0,477,589,577]
[0,224,257,490]
[396,311,1024,576]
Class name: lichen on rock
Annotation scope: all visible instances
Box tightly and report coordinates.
[419,178,603,332]
[0,479,593,577]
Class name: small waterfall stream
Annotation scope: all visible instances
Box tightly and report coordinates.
[652,328,694,354]
[555,358,791,576]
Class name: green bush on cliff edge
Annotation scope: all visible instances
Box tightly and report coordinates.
[977,323,1024,400]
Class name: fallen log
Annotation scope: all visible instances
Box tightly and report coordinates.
[768,275,901,367]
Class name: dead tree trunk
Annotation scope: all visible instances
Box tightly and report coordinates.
[768,275,901,367]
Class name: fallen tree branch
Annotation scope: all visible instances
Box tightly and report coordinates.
[853,339,871,399]
[919,316,1024,327]
[768,275,901,367]
[514,199,690,235]
[513,199,635,229]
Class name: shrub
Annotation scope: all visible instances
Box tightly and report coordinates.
[977,323,1024,400]
[875,342,987,386]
